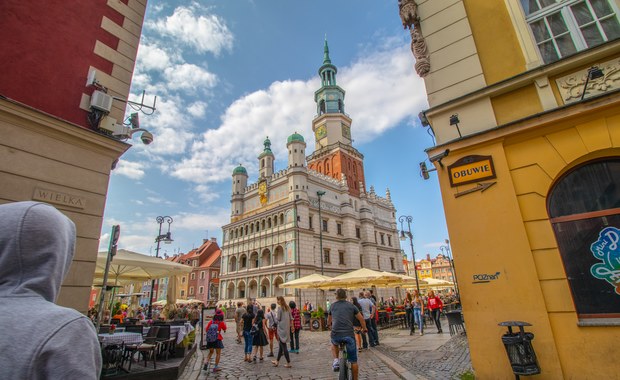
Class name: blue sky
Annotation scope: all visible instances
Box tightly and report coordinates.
[99,0,449,262]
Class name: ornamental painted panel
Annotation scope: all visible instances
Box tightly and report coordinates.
[285,242,295,263]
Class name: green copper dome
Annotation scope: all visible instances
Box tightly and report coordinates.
[287,132,305,144]
[232,164,247,175]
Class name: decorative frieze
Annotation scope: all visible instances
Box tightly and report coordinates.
[555,58,620,103]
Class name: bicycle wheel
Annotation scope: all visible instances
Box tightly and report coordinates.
[338,357,349,380]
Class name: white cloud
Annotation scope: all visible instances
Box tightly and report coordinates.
[163,63,218,93]
[149,4,234,56]
[170,41,426,185]
[136,43,171,72]
[113,160,147,180]
[423,242,445,249]
[187,101,207,118]
[174,209,230,231]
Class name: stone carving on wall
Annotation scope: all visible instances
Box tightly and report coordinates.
[399,0,430,77]
[555,58,620,103]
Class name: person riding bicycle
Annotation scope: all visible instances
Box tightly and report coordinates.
[327,289,367,380]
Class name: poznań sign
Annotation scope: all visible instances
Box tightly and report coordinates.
[448,155,496,187]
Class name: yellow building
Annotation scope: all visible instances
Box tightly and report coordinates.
[400,0,620,378]
[418,254,434,280]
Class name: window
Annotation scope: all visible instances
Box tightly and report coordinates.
[181,276,186,284]
[356,227,361,238]
[322,219,328,232]
[388,235,392,247]
[360,254,364,267]
[241,256,247,268]
[377,256,380,270]
[521,0,620,63]
[180,290,185,297]
[190,273,195,280]
[339,251,345,265]
[309,216,313,229]
[324,249,331,264]
[548,158,620,323]
[189,286,194,295]
[337,222,343,235]
[390,258,395,270]
[212,271,218,278]
[199,286,204,294]
[200,271,205,279]
[380,233,385,245]
[193,260,198,267]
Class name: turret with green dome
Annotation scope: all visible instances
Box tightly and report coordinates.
[258,136,275,178]
[232,164,247,176]
[287,132,305,144]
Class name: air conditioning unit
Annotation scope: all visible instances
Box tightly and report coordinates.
[90,90,113,112]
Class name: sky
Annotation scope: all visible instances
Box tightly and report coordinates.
[99,0,450,262]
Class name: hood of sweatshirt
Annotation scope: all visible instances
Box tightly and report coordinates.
[0,201,76,302]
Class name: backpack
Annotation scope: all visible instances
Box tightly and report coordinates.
[206,322,219,343]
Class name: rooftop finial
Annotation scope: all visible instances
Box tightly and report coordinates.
[323,37,331,65]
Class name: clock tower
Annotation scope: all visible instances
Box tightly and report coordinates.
[308,39,366,197]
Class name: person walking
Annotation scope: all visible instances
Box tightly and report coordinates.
[289,301,302,353]
[0,202,101,379]
[404,291,413,330]
[241,306,255,362]
[412,290,425,335]
[351,297,364,350]
[328,289,367,380]
[357,293,369,349]
[235,301,246,344]
[272,296,292,368]
[427,290,444,333]
[360,291,379,347]
[251,309,269,362]
[266,303,278,357]
[203,310,227,373]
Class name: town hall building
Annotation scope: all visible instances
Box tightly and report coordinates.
[218,41,404,306]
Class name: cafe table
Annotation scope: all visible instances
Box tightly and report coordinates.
[98,332,143,347]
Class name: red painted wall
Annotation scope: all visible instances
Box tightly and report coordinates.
[0,1,124,128]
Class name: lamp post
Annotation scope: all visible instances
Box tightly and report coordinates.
[147,215,173,319]
[317,191,326,275]
[399,215,420,294]
[440,240,460,300]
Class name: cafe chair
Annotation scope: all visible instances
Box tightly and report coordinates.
[125,326,159,370]
[155,325,175,361]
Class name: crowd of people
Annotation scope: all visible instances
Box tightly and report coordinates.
[202,289,459,378]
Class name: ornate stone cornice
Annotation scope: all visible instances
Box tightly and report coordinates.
[399,0,430,77]
[555,57,620,104]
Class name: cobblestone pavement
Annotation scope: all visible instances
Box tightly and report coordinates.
[180,318,472,380]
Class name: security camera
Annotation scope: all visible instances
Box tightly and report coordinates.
[429,149,450,164]
[140,131,153,145]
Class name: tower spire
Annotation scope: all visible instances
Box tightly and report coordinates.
[323,37,331,65]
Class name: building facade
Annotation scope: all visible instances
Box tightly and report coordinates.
[401,0,620,378]
[0,1,147,313]
[219,41,404,307]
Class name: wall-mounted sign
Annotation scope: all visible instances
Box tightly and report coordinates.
[448,155,496,187]
[472,271,501,284]
[33,187,86,209]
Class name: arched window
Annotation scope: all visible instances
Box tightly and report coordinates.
[261,159,265,168]
[548,158,620,322]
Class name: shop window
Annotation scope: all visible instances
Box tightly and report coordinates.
[521,0,620,63]
[548,158,620,323]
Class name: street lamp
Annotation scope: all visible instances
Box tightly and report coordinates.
[399,215,420,293]
[147,215,173,319]
[317,191,326,275]
[440,240,460,300]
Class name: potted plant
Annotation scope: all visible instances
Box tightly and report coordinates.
[310,307,326,331]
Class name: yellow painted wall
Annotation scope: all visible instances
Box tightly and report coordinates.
[491,84,543,126]
[435,108,620,378]
[463,0,526,85]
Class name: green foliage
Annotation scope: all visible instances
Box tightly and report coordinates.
[311,306,325,319]
[111,301,121,317]
[459,370,475,380]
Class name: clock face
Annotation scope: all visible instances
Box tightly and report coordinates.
[315,125,327,140]
[342,125,351,139]
[258,181,267,193]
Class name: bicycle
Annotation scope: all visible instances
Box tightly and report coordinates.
[337,342,353,380]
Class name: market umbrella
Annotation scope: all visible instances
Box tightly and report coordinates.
[94,249,192,283]
[152,299,167,306]
[167,276,178,305]
[317,268,402,289]
[280,273,333,289]
[418,277,454,290]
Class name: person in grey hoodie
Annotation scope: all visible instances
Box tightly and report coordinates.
[0,201,102,379]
